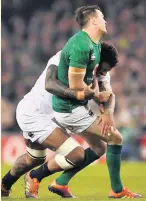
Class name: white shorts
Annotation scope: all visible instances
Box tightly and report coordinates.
[16,99,58,144]
[54,105,97,133]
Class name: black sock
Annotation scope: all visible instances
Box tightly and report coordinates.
[30,163,52,182]
[2,171,19,190]
[56,148,99,185]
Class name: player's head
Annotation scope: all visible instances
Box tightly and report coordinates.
[97,42,118,76]
[75,5,107,33]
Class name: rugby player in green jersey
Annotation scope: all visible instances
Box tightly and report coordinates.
[23,5,141,199]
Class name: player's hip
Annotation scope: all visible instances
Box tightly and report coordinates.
[54,105,97,133]
[16,98,53,117]
[17,112,58,144]
[16,99,55,133]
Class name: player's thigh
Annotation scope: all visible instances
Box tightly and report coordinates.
[83,117,106,140]
[25,130,74,163]
[78,132,106,156]
[18,110,85,162]
[42,127,70,150]
[83,117,122,144]
[17,110,70,151]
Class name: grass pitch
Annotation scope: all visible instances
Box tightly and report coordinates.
[1,162,146,201]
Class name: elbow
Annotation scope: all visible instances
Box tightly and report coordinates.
[45,81,53,93]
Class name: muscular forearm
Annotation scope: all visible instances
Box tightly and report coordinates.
[99,81,115,114]
[46,79,77,99]
[102,93,115,114]
[45,64,94,100]
[46,78,94,100]
[93,81,115,114]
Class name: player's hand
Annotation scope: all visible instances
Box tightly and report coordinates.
[96,91,112,103]
[98,111,115,137]
[84,83,96,99]
[76,84,95,100]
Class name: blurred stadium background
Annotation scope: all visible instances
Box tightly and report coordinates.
[1,0,146,165]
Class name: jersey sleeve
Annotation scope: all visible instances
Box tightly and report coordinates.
[46,51,61,68]
[69,44,90,68]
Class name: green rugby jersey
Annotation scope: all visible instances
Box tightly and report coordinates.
[52,31,101,113]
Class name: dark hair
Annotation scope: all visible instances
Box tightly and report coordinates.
[100,42,118,68]
[75,5,101,28]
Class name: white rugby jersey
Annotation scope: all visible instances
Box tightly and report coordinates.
[22,51,61,114]
[21,51,111,114]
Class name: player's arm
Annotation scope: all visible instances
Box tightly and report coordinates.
[68,67,87,90]
[68,44,90,90]
[95,78,116,136]
[93,74,115,115]
[98,79,115,115]
[45,64,94,100]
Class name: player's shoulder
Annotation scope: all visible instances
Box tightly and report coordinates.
[68,31,91,51]
[46,51,61,68]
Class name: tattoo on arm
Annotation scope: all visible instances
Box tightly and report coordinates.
[45,65,77,99]
[45,65,94,100]
[92,81,106,104]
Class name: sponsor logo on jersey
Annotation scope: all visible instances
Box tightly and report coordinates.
[90,53,96,60]
[87,77,93,82]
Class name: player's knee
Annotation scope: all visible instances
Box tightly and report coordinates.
[114,130,123,144]
[91,142,106,157]
[108,129,123,144]
[97,143,106,156]
[55,137,85,169]
[55,147,85,170]
[67,146,85,166]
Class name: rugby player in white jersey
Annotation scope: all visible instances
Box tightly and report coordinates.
[1,42,115,198]
[23,5,141,199]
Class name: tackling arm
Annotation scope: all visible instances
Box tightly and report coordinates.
[93,73,115,115]
[45,64,94,100]
[98,81,115,114]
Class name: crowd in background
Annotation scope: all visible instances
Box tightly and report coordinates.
[1,0,146,160]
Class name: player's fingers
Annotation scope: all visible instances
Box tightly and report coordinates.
[89,83,93,88]
[103,124,109,137]
[106,125,111,136]
[101,122,106,136]
[102,124,107,136]
[97,117,102,125]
